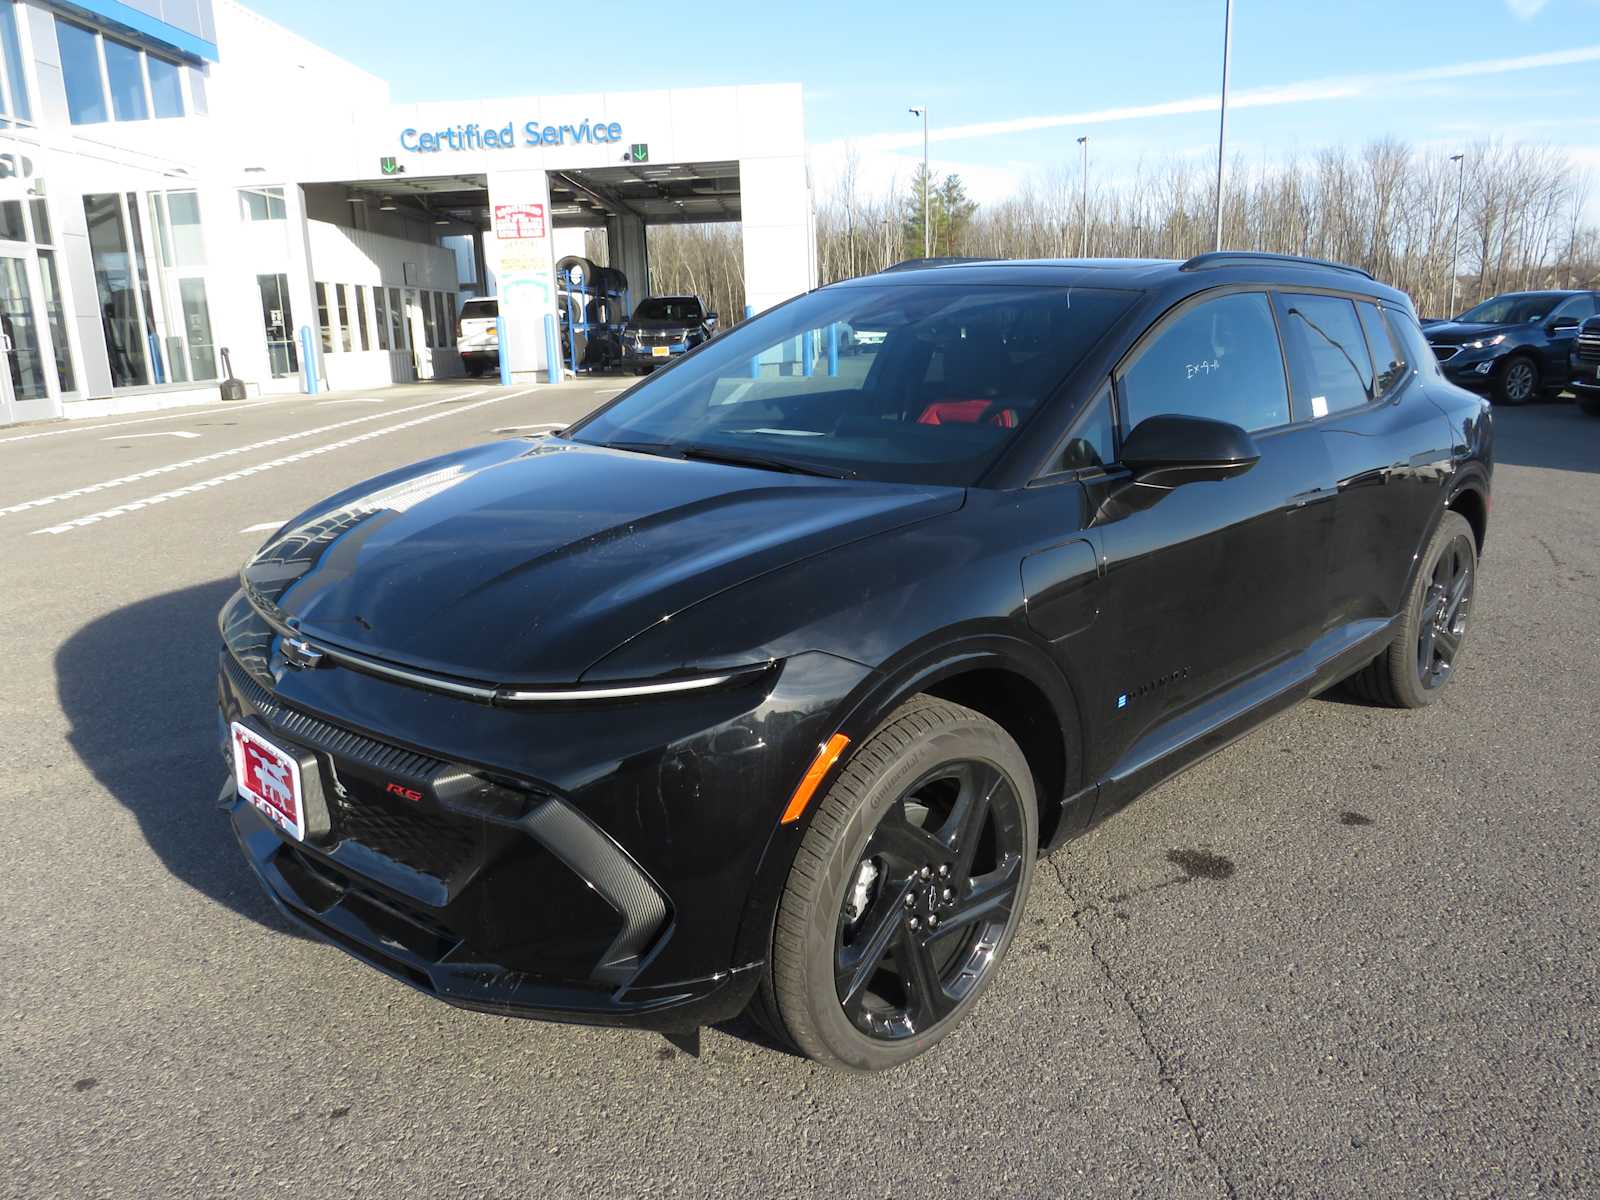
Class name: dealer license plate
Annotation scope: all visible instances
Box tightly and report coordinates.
[652,345,671,358]
[231,721,304,841]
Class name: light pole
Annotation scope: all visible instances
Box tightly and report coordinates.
[1077,136,1089,257]
[1449,152,1466,317]
[1214,0,1233,251]
[909,106,930,258]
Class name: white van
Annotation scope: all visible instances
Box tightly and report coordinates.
[457,298,499,376]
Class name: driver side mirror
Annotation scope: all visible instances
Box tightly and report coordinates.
[1120,414,1260,488]
[705,313,719,328]
[1550,316,1580,333]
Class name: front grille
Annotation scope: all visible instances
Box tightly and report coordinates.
[330,787,482,883]
[1576,334,1600,364]
[1431,343,1461,362]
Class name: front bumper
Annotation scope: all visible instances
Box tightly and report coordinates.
[621,344,688,368]
[229,793,759,1029]
[216,594,871,1027]
[1439,353,1501,390]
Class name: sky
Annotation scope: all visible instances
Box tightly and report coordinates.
[251,0,1600,207]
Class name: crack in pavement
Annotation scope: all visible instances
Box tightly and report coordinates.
[1049,855,1240,1200]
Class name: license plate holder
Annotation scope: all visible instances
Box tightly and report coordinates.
[651,345,670,358]
[231,721,313,841]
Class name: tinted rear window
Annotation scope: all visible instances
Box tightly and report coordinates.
[460,299,497,319]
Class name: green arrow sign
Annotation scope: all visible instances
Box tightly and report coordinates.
[630,143,649,164]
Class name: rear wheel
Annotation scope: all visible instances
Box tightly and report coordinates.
[1344,511,1476,708]
[756,696,1037,1072]
[1493,356,1539,405]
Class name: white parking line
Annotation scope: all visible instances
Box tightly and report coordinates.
[1,388,489,519]
[30,389,538,536]
[104,430,201,441]
[316,398,388,405]
[0,399,280,445]
[239,521,284,533]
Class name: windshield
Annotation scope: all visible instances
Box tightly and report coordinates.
[568,282,1136,486]
[1455,294,1562,325]
[633,298,704,323]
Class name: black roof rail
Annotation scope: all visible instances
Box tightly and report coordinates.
[1180,251,1374,281]
[878,256,992,273]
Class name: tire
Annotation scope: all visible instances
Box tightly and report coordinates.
[555,255,597,291]
[755,696,1037,1072]
[1577,391,1600,417]
[1343,511,1477,708]
[1493,355,1539,405]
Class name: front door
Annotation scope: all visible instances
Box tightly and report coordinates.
[1075,289,1336,795]
[257,273,298,378]
[0,250,54,424]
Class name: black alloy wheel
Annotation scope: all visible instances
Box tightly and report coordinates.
[1343,510,1477,708]
[1495,356,1539,405]
[757,696,1037,1071]
[834,759,1027,1041]
[1417,529,1474,691]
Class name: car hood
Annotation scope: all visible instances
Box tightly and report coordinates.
[1424,321,1518,345]
[240,438,962,685]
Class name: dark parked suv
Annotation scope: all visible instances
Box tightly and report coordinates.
[1570,315,1600,416]
[218,252,1491,1071]
[1423,289,1598,404]
[620,295,716,373]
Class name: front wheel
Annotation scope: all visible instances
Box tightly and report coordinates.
[1493,356,1539,405]
[1344,510,1477,708]
[756,696,1037,1071]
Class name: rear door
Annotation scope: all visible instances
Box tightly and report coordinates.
[1076,289,1337,788]
[1301,295,1457,629]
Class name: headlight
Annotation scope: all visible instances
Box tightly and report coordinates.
[1464,334,1506,350]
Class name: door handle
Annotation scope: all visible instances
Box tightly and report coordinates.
[1291,485,1337,508]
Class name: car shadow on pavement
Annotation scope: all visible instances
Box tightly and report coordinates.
[1489,402,1600,475]
[55,577,305,937]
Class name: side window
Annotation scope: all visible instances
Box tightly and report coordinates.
[1059,383,1116,472]
[1385,309,1444,380]
[1118,291,1289,433]
[1552,294,1597,323]
[1279,293,1374,418]
[1357,302,1407,397]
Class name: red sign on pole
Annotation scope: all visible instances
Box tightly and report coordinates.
[494,203,546,240]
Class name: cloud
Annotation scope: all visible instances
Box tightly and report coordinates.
[813,45,1600,155]
[1505,0,1549,17]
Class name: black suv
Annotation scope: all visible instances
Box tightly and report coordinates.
[1423,289,1598,404]
[620,295,716,373]
[218,253,1491,1071]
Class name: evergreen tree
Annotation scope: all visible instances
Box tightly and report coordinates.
[900,166,980,260]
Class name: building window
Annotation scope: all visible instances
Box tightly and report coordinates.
[147,190,214,381]
[354,286,370,351]
[103,37,148,121]
[239,187,287,222]
[148,56,183,119]
[55,17,185,126]
[84,193,148,387]
[58,21,107,125]
[0,0,32,125]
[373,286,390,351]
[188,66,207,115]
[433,291,451,347]
[335,284,353,352]
[388,286,404,350]
[421,289,437,348]
[316,283,332,354]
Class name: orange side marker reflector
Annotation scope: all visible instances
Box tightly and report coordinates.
[781,733,851,824]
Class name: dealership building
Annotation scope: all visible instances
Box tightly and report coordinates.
[0,0,816,424]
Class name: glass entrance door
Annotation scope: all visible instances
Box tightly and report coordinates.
[257,273,298,377]
[0,250,53,425]
[404,289,432,380]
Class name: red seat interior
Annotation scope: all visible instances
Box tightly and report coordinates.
[917,400,1017,428]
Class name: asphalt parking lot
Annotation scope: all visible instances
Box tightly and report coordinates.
[2,380,1597,1199]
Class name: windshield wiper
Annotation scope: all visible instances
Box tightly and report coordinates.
[678,444,856,479]
[599,440,684,459]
